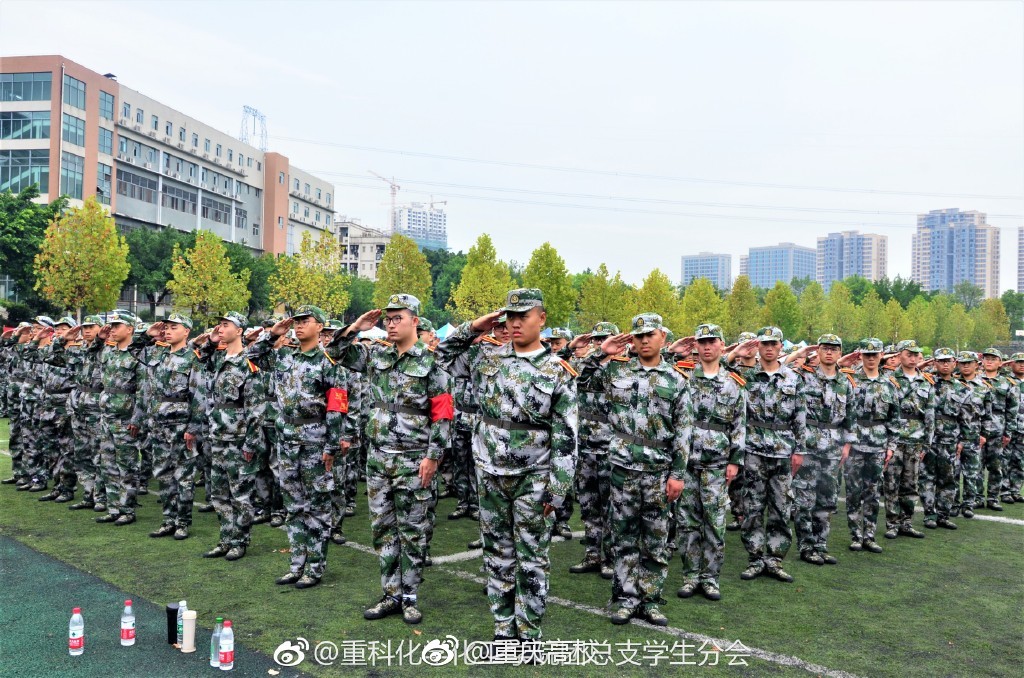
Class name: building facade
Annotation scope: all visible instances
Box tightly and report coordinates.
[911,208,1000,299]
[338,218,390,280]
[816,230,888,291]
[680,252,731,290]
[743,242,816,289]
[393,202,447,251]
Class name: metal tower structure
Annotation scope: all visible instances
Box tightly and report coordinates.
[239,105,268,151]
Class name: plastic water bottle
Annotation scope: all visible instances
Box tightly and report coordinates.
[218,620,234,670]
[120,599,136,646]
[210,617,224,667]
[69,608,84,656]
[176,600,187,645]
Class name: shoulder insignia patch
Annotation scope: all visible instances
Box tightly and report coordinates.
[672,364,690,378]
[1008,377,1019,386]
[193,349,202,360]
[558,359,579,377]
[155,341,170,347]
[105,341,117,347]
[374,339,393,347]
[321,349,337,366]
[888,376,900,389]
[728,372,746,387]
[247,359,259,373]
[609,355,630,362]
[481,335,503,346]
[844,373,858,389]
[840,368,855,374]
[921,372,935,385]
[675,360,695,369]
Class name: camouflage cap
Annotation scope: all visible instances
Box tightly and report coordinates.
[503,288,544,313]
[957,350,978,363]
[383,293,421,315]
[135,322,151,334]
[1011,352,1024,362]
[860,338,885,354]
[591,321,619,337]
[55,316,77,328]
[737,331,757,343]
[757,326,784,343]
[981,347,1004,359]
[933,347,956,360]
[292,304,327,324]
[106,310,138,326]
[549,327,573,341]
[81,315,103,327]
[817,333,842,347]
[324,319,345,330]
[896,339,923,354]
[496,313,508,324]
[630,312,664,335]
[34,315,55,328]
[217,311,249,329]
[694,323,724,340]
[165,312,194,330]
[417,318,435,333]
[16,321,32,329]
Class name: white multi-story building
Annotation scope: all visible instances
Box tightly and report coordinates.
[911,208,1000,299]
[393,202,447,251]
[816,231,888,291]
[338,218,390,280]
[680,252,731,290]
[743,242,816,289]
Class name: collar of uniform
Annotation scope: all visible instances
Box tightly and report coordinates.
[497,340,551,364]
[626,356,671,373]
[692,364,725,380]
[753,363,791,380]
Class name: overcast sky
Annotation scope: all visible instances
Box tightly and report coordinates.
[3,0,1022,289]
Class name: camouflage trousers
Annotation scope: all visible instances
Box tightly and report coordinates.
[438,443,455,495]
[367,447,433,602]
[70,409,102,502]
[980,436,1006,504]
[452,417,478,511]
[31,404,71,486]
[576,450,612,564]
[676,464,728,586]
[478,469,555,640]
[279,441,334,579]
[330,451,349,532]
[209,439,257,548]
[7,404,27,481]
[196,438,213,505]
[609,465,672,611]
[919,442,959,521]
[136,431,153,488]
[739,453,793,568]
[792,455,841,554]
[1006,437,1024,499]
[844,450,884,541]
[252,432,275,517]
[150,421,197,528]
[99,417,139,518]
[343,439,363,510]
[958,442,983,510]
[728,470,745,521]
[884,443,923,530]
[263,426,285,519]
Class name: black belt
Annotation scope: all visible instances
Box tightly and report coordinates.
[159,395,190,403]
[936,414,957,423]
[459,404,480,414]
[749,420,789,431]
[903,414,923,422]
[480,415,550,432]
[814,419,840,430]
[79,386,103,393]
[581,411,610,424]
[857,418,884,426]
[613,430,670,450]
[106,387,135,395]
[374,401,429,417]
[284,416,321,426]
[219,402,243,409]
[696,421,730,433]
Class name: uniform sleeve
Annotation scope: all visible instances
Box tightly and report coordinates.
[436,322,480,363]
[924,384,937,447]
[245,332,278,369]
[883,385,902,451]
[791,378,808,457]
[425,364,454,461]
[324,329,369,372]
[325,362,353,447]
[542,370,578,508]
[729,386,748,466]
[670,384,693,479]
[1005,384,1020,437]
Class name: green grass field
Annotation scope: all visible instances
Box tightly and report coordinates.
[1,417,1022,677]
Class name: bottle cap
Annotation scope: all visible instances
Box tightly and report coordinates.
[125,599,132,606]
[216,617,224,623]
[73,607,81,614]
[223,620,232,627]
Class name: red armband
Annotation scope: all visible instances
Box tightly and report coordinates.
[429,393,454,422]
[326,388,349,413]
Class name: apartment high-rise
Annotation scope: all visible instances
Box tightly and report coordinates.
[911,208,1000,299]
[338,217,391,280]
[743,242,816,289]
[393,202,447,251]
[680,252,731,290]
[816,230,888,291]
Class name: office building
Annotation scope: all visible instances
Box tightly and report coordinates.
[338,218,390,280]
[680,252,731,290]
[816,230,888,291]
[743,242,816,289]
[393,202,447,251]
[911,208,999,299]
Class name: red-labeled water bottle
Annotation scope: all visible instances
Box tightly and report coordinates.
[121,599,136,646]
[69,607,84,656]
[218,620,234,670]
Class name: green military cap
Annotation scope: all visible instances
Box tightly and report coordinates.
[383,293,421,315]
[549,327,573,340]
[55,316,77,328]
[135,322,151,334]
[217,311,249,329]
[325,319,345,330]
[81,315,103,327]
[106,310,138,326]
[757,326,784,343]
[630,312,664,335]
[417,318,435,333]
[737,331,757,343]
[503,288,544,313]
[932,347,956,360]
[591,322,619,337]
[957,350,978,363]
[16,321,32,330]
[817,333,842,347]
[981,347,1004,359]
[165,312,194,330]
[1011,352,1024,362]
[859,338,885,354]
[896,339,923,354]
[292,304,327,324]
[497,313,508,324]
[695,323,724,340]
[34,315,55,328]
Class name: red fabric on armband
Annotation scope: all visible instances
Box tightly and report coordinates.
[326,388,349,413]
[430,393,455,422]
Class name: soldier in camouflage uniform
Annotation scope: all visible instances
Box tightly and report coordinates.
[328,295,452,624]
[921,348,972,529]
[726,331,759,530]
[568,321,619,580]
[729,326,806,583]
[1005,353,1024,503]
[62,316,104,510]
[675,324,745,601]
[956,352,991,518]
[787,334,857,566]
[20,316,57,492]
[578,313,690,626]
[885,340,935,539]
[446,324,494,524]
[38,317,87,503]
[1,323,34,486]
[317,318,349,545]
[845,338,901,553]
[440,288,578,643]
[978,348,1020,510]
[192,311,265,561]
[545,327,576,539]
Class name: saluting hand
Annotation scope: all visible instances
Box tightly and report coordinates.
[146,322,165,338]
[601,333,632,356]
[838,350,861,368]
[269,317,294,338]
[97,325,112,340]
[568,333,592,350]
[668,335,696,355]
[348,309,383,334]
[470,310,503,334]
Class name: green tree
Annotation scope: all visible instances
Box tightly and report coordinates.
[938,304,974,351]
[858,289,887,339]
[449,234,513,321]
[722,275,760,340]
[953,281,984,311]
[797,281,826,341]
[844,275,875,305]
[905,296,937,347]
[345,276,376,322]
[1000,290,1024,336]
[523,242,577,326]
[889,275,926,307]
[168,229,251,327]
[820,282,861,342]
[575,263,632,331]
[0,185,68,309]
[629,269,684,332]
[882,297,912,345]
[33,197,130,317]
[679,277,724,332]
[373,234,432,309]
[761,281,803,340]
[424,249,467,316]
[789,276,814,298]
[970,298,1011,349]
[222,241,277,318]
[125,226,196,317]
[268,231,350,318]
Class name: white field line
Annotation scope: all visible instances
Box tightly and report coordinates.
[835,498,1024,526]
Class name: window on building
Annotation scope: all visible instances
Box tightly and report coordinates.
[215,144,222,157]
[61,113,85,146]
[252,222,260,238]
[60,151,85,199]
[237,153,243,166]
[177,126,185,142]
[256,161,261,171]
[325,193,331,206]
[279,172,285,184]
[293,178,299,191]
[165,121,172,136]
[151,114,159,131]
[247,157,252,168]
[316,188,322,200]
[1,72,52,101]
[304,182,310,195]
[0,149,50,193]
[161,184,198,215]
[99,91,115,120]
[118,137,127,154]
[116,168,158,203]
[62,74,86,109]
[96,162,112,205]
[292,201,298,213]
[204,138,210,152]
[236,207,247,230]
[135,108,144,124]
[0,111,50,140]
[98,127,113,155]
[201,196,231,223]
[303,206,309,218]
[227,149,233,163]
[315,211,320,222]
[278,216,283,227]
[121,102,131,119]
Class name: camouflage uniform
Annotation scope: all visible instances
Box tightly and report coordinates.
[1006,354,1024,501]
[792,337,857,559]
[887,342,936,534]
[2,330,33,484]
[326,296,452,605]
[958,362,993,512]
[727,331,758,527]
[922,349,973,522]
[41,320,87,498]
[675,326,745,590]
[67,319,105,506]
[439,289,578,640]
[979,350,1020,507]
[449,346,483,516]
